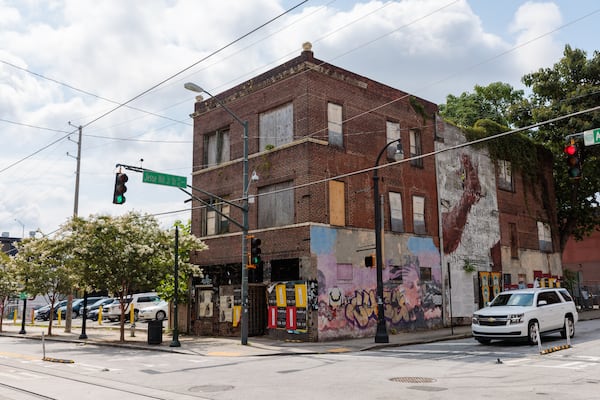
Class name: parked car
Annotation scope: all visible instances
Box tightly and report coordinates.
[56,296,108,319]
[34,300,68,321]
[103,293,161,322]
[89,298,119,321]
[138,300,169,321]
[472,287,578,345]
[85,298,116,320]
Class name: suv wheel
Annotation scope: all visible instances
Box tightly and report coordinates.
[560,316,575,339]
[527,321,539,345]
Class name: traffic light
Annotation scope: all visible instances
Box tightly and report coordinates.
[112,172,128,204]
[364,254,375,268]
[250,237,262,266]
[564,141,582,179]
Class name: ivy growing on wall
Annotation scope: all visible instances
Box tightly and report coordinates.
[464,118,540,185]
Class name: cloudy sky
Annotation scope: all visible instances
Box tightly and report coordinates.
[1,0,598,238]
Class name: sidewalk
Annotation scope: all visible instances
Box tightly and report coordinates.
[1,308,598,357]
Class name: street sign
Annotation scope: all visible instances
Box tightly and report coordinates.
[142,171,187,188]
[19,292,28,300]
[583,128,600,146]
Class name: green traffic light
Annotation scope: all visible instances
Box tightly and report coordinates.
[115,194,125,204]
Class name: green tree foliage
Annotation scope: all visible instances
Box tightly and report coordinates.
[439,82,524,128]
[63,212,173,341]
[0,252,19,332]
[440,45,600,251]
[12,236,75,336]
[516,45,600,250]
[156,220,207,305]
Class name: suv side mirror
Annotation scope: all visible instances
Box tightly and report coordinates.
[537,300,548,306]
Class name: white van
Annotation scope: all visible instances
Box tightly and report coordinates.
[103,292,161,322]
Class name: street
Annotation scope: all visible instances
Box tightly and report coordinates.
[0,319,599,400]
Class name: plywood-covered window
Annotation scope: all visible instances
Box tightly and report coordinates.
[509,222,518,258]
[204,128,230,168]
[412,195,426,235]
[329,180,345,226]
[389,192,404,232]
[537,221,552,252]
[498,160,513,191]
[259,103,293,151]
[258,181,294,228]
[328,102,343,147]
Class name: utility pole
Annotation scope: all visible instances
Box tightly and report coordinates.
[67,123,83,334]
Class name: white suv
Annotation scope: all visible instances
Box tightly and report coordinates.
[103,292,161,322]
[472,288,578,345]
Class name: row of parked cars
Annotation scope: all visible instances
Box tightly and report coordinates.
[34,292,168,322]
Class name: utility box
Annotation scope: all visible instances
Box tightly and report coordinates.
[147,320,163,344]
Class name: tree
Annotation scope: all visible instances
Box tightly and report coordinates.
[0,251,19,332]
[156,220,207,305]
[516,45,600,250]
[439,82,524,128]
[12,236,75,336]
[64,212,174,342]
[440,46,600,251]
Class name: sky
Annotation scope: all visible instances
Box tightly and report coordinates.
[1,0,598,239]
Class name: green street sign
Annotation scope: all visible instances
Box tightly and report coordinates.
[142,171,187,188]
[19,292,28,300]
[583,128,600,146]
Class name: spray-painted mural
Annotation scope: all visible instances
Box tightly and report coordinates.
[311,225,442,340]
[436,123,500,318]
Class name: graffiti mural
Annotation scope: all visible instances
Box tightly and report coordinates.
[312,225,442,340]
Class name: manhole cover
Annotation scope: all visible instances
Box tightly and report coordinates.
[390,377,436,384]
[188,385,234,393]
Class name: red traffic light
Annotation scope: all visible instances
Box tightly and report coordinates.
[564,144,577,156]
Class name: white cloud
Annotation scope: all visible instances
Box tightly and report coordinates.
[0,0,595,237]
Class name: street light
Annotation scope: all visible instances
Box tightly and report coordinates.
[373,139,403,343]
[185,82,251,345]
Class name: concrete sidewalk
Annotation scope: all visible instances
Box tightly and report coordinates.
[1,308,598,357]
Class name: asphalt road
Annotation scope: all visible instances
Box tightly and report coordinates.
[1,319,599,400]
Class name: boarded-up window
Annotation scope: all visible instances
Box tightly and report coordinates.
[329,180,345,226]
[389,192,404,232]
[509,222,518,258]
[386,121,401,160]
[409,129,423,167]
[258,181,294,228]
[328,102,343,147]
[204,128,230,168]
[259,103,293,151]
[537,221,552,252]
[413,195,426,234]
[498,160,513,191]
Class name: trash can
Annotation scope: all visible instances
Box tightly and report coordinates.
[147,320,163,344]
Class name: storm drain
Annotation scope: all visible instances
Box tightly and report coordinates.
[390,377,436,384]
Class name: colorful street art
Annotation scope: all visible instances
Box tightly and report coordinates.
[311,225,443,340]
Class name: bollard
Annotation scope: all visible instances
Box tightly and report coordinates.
[535,322,542,353]
[57,309,61,326]
[30,309,34,325]
[129,306,136,337]
[98,308,103,325]
[13,309,17,325]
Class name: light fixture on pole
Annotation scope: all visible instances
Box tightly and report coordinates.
[185,82,251,345]
[372,140,403,343]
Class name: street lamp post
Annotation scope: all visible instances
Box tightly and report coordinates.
[373,139,403,344]
[184,82,251,345]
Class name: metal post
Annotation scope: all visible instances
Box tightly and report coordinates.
[170,226,181,347]
[241,121,249,345]
[79,292,88,339]
[19,295,27,334]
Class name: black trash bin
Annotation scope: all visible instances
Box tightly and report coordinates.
[147,320,163,344]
